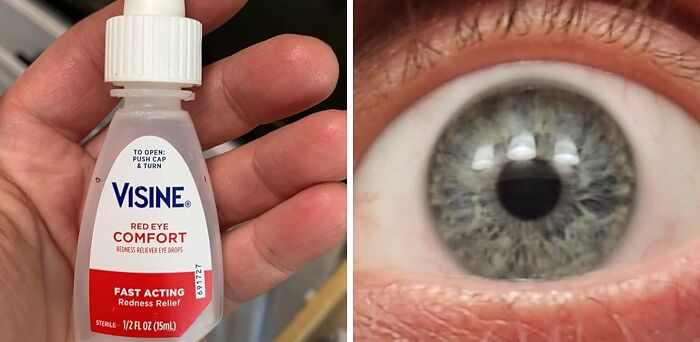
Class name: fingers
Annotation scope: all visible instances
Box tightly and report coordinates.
[209,110,347,227]
[4,0,247,142]
[186,34,339,150]
[221,182,346,310]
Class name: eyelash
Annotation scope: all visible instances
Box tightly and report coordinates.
[357,0,700,88]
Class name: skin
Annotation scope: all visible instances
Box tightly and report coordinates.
[355,0,700,340]
[0,0,347,341]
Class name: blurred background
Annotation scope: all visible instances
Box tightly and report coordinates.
[0,0,347,341]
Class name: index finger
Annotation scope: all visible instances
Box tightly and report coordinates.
[3,0,247,142]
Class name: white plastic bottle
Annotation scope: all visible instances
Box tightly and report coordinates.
[73,1,223,341]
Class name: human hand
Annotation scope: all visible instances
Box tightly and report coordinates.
[0,1,346,340]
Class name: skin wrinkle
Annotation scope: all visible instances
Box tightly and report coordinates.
[359,284,436,340]
[37,218,72,342]
[415,303,466,338]
[355,263,700,339]
[654,48,700,82]
[218,64,256,130]
[249,220,293,276]
[368,288,422,339]
[0,113,91,255]
[250,147,287,201]
[0,212,45,341]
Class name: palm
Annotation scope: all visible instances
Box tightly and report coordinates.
[0,111,88,340]
[0,1,346,341]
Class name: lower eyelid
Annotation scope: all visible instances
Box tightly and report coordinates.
[355,247,700,341]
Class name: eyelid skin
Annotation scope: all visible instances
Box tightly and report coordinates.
[354,0,700,340]
[355,242,700,340]
[354,0,700,165]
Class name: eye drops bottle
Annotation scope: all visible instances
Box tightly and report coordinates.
[73,0,223,340]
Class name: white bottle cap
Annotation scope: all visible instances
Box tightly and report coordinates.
[105,0,202,87]
[124,0,185,16]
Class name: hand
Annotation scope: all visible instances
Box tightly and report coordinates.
[0,1,346,340]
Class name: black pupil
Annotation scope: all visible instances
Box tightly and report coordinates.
[496,160,562,221]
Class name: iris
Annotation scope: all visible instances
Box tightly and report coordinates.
[428,85,636,279]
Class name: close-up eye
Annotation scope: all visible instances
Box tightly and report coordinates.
[354,0,700,340]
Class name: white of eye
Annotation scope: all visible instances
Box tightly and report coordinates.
[354,61,700,277]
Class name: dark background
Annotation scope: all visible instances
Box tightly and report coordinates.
[40,0,347,144]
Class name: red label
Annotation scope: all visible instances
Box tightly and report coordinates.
[89,269,212,337]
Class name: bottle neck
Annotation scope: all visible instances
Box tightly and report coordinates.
[122,96,183,111]
[112,84,194,111]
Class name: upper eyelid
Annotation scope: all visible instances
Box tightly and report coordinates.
[357,0,664,41]
[355,0,700,91]
[352,3,700,164]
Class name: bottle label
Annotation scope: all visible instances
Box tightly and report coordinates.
[88,136,212,338]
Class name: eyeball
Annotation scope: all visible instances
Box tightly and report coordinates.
[354,62,700,281]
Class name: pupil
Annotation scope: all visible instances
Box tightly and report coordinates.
[497,160,562,220]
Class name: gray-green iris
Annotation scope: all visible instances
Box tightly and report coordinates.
[428,84,636,280]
